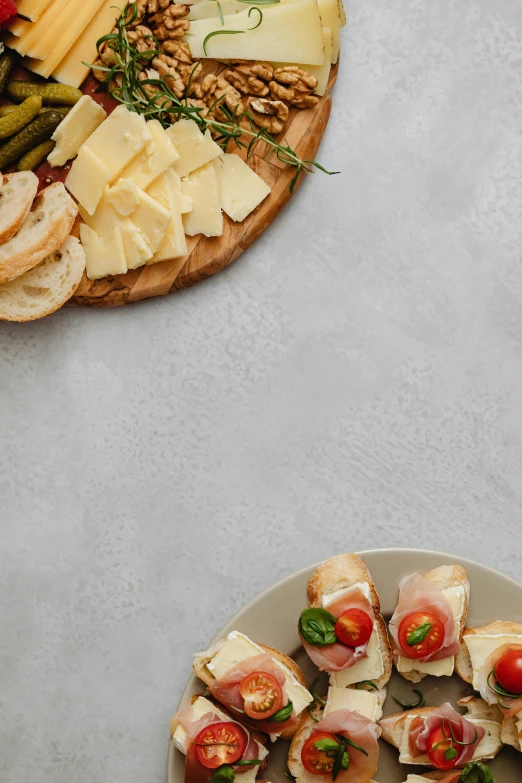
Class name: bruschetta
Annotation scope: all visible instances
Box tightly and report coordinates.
[400,763,494,783]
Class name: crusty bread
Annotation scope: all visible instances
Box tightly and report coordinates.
[501,714,521,752]
[0,182,77,285]
[0,171,39,244]
[0,235,85,321]
[307,553,392,689]
[391,564,470,683]
[379,696,503,760]
[193,638,309,740]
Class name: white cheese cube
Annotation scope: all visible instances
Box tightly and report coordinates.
[48,95,107,167]
[118,119,180,190]
[83,105,153,182]
[216,154,271,223]
[181,161,223,237]
[80,223,127,280]
[167,119,222,178]
[147,169,188,262]
[65,146,110,215]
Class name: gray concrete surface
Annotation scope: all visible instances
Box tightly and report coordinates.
[2,0,522,780]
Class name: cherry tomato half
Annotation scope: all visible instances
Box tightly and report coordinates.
[301,732,338,775]
[334,608,373,648]
[427,726,458,771]
[398,611,445,658]
[239,671,284,720]
[495,648,522,695]
[194,721,247,769]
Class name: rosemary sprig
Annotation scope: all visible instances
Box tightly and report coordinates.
[203,28,244,56]
[86,2,337,192]
[392,689,425,710]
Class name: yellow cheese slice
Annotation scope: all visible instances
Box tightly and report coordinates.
[167,119,222,178]
[215,153,271,222]
[24,0,106,65]
[65,146,111,216]
[188,0,301,20]
[7,0,78,55]
[50,0,122,88]
[4,16,31,36]
[127,189,171,254]
[185,0,325,65]
[80,223,127,279]
[14,0,53,21]
[147,169,188,262]
[48,96,107,167]
[118,120,180,190]
[182,160,223,237]
[317,0,341,63]
[83,105,153,183]
[119,219,153,270]
[272,26,332,97]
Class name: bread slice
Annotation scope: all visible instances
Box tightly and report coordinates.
[0,171,39,244]
[391,565,470,683]
[379,696,503,762]
[0,235,85,321]
[193,638,309,740]
[307,553,392,689]
[0,182,78,285]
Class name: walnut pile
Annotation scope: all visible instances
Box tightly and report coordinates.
[92,2,321,135]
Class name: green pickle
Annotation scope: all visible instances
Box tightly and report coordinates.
[0,104,71,118]
[7,81,82,105]
[17,140,56,171]
[0,53,15,97]
[0,110,63,169]
[0,95,42,140]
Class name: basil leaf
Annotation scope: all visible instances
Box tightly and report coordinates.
[234,760,263,767]
[314,738,340,752]
[392,689,425,710]
[272,700,293,723]
[299,608,337,646]
[444,746,458,761]
[459,762,494,783]
[210,765,235,783]
[331,742,348,781]
[407,622,433,646]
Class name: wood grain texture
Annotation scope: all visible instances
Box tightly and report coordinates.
[68,65,337,308]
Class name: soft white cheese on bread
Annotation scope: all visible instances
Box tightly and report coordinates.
[172,695,268,783]
[397,585,467,677]
[323,582,385,687]
[398,713,502,764]
[325,686,383,722]
[404,777,429,783]
[204,631,313,717]
[463,632,522,690]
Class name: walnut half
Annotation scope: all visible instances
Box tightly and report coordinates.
[248,98,289,135]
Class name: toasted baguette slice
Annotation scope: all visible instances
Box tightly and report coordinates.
[391,564,470,683]
[379,696,503,764]
[0,171,39,244]
[288,711,378,783]
[0,182,77,285]
[307,553,392,689]
[0,235,85,321]
[193,635,310,740]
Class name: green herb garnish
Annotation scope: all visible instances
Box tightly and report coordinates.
[407,622,433,646]
[392,689,425,710]
[247,6,263,28]
[458,762,494,783]
[210,766,235,783]
[202,28,245,55]
[271,700,293,722]
[355,681,379,691]
[307,677,326,722]
[299,608,337,646]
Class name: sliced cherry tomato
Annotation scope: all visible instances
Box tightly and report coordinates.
[334,608,373,648]
[427,726,459,771]
[398,611,445,658]
[495,648,522,695]
[239,671,284,720]
[301,731,338,775]
[194,721,247,769]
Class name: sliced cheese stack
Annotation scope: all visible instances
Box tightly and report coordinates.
[63,111,271,280]
[5,0,121,87]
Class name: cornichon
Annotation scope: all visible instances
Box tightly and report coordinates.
[17,140,56,171]
[0,104,71,118]
[0,53,15,97]
[7,81,82,105]
[0,111,63,169]
[0,95,42,140]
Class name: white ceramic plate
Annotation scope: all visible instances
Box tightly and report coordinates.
[168,549,522,782]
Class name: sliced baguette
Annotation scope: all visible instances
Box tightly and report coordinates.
[193,638,309,740]
[307,553,392,689]
[379,696,503,762]
[0,182,77,285]
[0,235,85,321]
[391,565,470,683]
[0,171,39,244]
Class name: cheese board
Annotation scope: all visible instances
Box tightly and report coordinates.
[0,0,342,319]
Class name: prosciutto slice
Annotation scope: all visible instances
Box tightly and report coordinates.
[209,653,298,735]
[389,573,461,662]
[305,709,380,783]
[179,703,262,783]
[408,703,485,767]
[478,643,522,717]
[301,586,375,672]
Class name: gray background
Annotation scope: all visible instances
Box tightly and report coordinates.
[2,0,522,780]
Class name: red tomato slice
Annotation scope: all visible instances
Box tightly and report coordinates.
[194,721,247,769]
[427,727,458,771]
[334,608,373,648]
[398,611,445,658]
[495,648,522,695]
[301,731,338,775]
[239,671,284,720]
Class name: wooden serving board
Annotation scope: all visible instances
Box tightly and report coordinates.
[63,64,336,308]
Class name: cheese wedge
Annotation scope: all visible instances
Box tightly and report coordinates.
[16,0,53,22]
[48,96,107,167]
[80,222,127,279]
[167,119,222,178]
[83,105,153,185]
[65,146,111,216]
[216,154,271,222]
[317,0,341,63]
[14,0,105,61]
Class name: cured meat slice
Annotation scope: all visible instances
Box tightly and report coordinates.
[478,643,522,717]
[305,708,380,783]
[408,703,485,767]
